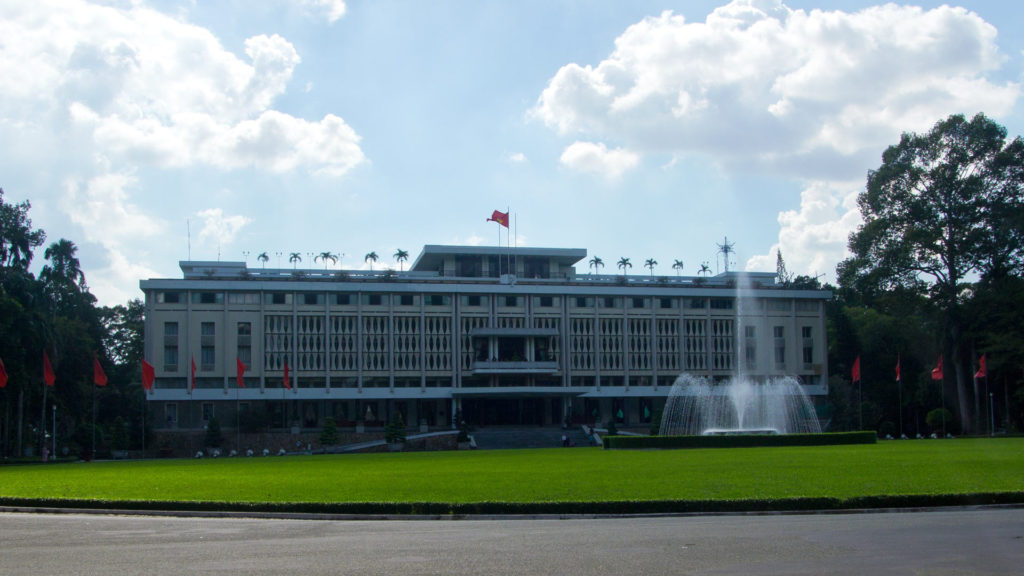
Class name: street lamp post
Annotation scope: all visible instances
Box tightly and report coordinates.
[990,393,995,437]
[52,404,57,459]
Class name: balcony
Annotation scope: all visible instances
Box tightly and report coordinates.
[471,360,559,375]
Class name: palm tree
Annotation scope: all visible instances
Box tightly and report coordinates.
[42,239,85,287]
[617,257,632,276]
[644,258,658,276]
[257,252,269,268]
[315,251,337,269]
[672,259,684,276]
[289,252,302,269]
[588,256,604,275]
[365,251,378,270]
[394,249,409,271]
[698,262,712,277]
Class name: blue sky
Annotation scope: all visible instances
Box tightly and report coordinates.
[1,0,1022,304]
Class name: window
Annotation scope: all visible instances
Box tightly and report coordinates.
[768,299,792,311]
[302,293,322,305]
[227,292,259,305]
[600,297,618,309]
[398,294,415,306]
[201,402,214,422]
[266,293,290,305]
[237,322,252,366]
[688,298,706,309]
[631,297,646,309]
[796,300,819,313]
[744,325,757,370]
[574,297,593,308]
[365,294,383,306]
[710,298,734,310]
[163,322,179,372]
[192,292,223,304]
[427,294,449,306]
[201,322,215,371]
[164,404,177,427]
[157,291,181,303]
[465,295,483,306]
[659,298,674,309]
[774,326,785,369]
[802,326,813,365]
[334,293,351,305]
[538,296,554,307]
[502,296,519,307]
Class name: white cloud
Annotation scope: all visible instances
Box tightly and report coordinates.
[507,152,528,164]
[559,141,639,180]
[298,0,347,24]
[0,0,365,176]
[532,1,1018,179]
[196,208,252,250]
[59,171,166,304]
[745,180,862,279]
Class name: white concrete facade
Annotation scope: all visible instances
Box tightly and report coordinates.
[140,245,831,431]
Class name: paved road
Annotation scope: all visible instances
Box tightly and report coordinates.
[1,508,1021,575]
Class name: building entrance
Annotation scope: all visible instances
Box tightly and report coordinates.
[462,398,563,426]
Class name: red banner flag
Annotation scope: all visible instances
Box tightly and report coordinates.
[895,355,901,382]
[0,357,7,388]
[974,354,987,379]
[236,357,247,388]
[190,356,197,391]
[43,351,56,387]
[931,355,943,380]
[141,359,155,392]
[487,210,509,228]
[851,356,861,383]
[283,359,291,390]
[93,356,108,387]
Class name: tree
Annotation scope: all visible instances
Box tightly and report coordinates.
[644,258,657,276]
[776,249,793,286]
[288,252,302,268]
[589,256,604,275]
[319,416,339,446]
[672,259,684,276]
[0,189,46,271]
[204,416,222,448]
[315,251,337,269]
[698,262,712,277]
[365,251,378,270]
[617,257,632,275]
[385,411,406,444]
[257,252,269,268]
[394,249,409,271]
[838,113,1024,432]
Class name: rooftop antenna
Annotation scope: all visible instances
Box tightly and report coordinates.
[716,236,736,274]
[187,219,191,261]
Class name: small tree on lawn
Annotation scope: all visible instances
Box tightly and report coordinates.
[385,412,406,444]
[320,416,339,446]
[204,416,222,448]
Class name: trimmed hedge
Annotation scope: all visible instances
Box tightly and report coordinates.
[603,431,877,450]
[1,491,1020,516]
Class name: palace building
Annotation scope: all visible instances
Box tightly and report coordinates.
[140,245,830,433]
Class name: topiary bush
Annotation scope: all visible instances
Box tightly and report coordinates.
[204,417,222,448]
[385,412,406,444]
[320,416,339,446]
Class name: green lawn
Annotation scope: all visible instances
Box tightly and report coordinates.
[1,438,1021,508]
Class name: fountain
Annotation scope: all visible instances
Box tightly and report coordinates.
[659,374,822,436]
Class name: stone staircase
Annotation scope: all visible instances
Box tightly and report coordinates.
[470,426,594,450]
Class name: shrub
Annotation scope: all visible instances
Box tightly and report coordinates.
[649,410,663,436]
[320,416,339,446]
[204,417,223,448]
[603,431,877,449]
[606,419,618,436]
[926,408,957,435]
[385,412,406,444]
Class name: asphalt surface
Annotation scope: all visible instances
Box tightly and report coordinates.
[1,508,1022,575]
